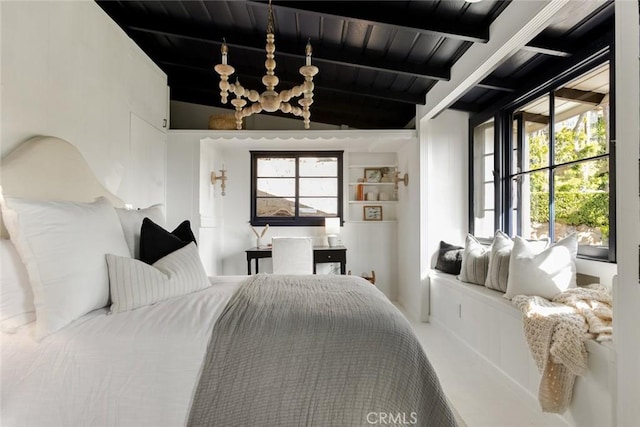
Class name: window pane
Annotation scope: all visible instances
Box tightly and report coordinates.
[257,158,295,177]
[299,198,337,216]
[553,64,609,164]
[521,170,549,240]
[484,183,494,208]
[517,95,550,171]
[474,211,494,239]
[299,157,337,176]
[257,178,295,197]
[256,198,295,217]
[484,155,494,181]
[473,119,495,238]
[553,159,609,246]
[300,178,337,196]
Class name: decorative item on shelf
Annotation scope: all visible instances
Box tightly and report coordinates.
[208,114,237,130]
[324,217,341,247]
[380,167,391,182]
[366,192,378,201]
[356,179,364,201]
[213,0,318,130]
[210,164,228,196]
[363,205,383,221]
[250,223,270,248]
[364,168,383,183]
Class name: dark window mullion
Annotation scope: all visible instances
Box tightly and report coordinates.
[548,92,556,242]
[608,54,617,262]
[515,113,524,236]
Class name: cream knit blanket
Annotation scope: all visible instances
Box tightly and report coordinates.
[512,284,612,413]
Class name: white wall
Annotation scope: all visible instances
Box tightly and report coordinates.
[401,109,469,321]
[166,130,416,300]
[166,131,223,275]
[1,1,168,207]
[613,1,640,425]
[396,137,422,319]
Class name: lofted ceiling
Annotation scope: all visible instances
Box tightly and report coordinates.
[96,0,614,130]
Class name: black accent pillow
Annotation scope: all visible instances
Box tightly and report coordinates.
[434,241,464,275]
[139,218,197,265]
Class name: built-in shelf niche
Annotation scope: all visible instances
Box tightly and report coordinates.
[346,152,398,222]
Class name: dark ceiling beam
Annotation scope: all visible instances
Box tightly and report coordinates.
[248,0,490,43]
[477,77,516,92]
[126,22,450,81]
[522,43,572,58]
[521,112,549,125]
[449,101,483,114]
[159,60,425,105]
[170,83,406,119]
[170,87,406,129]
[554,88,605,105]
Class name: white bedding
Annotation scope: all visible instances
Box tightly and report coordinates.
[1,276,247,427]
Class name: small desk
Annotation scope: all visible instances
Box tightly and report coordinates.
[245,245,347,275]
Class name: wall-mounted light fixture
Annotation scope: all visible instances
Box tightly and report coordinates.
[394,171,409,189]
[211,165,228,196]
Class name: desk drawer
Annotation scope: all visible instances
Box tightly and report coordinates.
[314,250,346,264]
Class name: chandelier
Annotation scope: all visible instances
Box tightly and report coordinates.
[214,0,319,130]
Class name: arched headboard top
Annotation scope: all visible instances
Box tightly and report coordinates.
[1,136,124,207]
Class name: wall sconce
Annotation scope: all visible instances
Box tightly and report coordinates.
[393,171,409,190]
[211,165,227,196]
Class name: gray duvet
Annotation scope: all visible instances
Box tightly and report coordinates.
[187,274,457,427]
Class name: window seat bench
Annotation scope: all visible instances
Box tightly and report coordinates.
[428,270,615,427]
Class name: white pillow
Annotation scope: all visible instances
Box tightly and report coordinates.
[116,204,165,258]
[107,242,210,314]
[485,232,550,292]
[504,234,578,300]
[458,234,490,285]
[0,239,35,332]
[0,196,131,340]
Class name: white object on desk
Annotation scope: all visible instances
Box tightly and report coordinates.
[325,217,341,248]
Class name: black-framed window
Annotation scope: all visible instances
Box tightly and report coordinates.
[250,151,343,227]
[469,50,615,262]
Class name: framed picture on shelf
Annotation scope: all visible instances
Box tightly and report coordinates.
[364,168,383,183]
[363,205,383,221]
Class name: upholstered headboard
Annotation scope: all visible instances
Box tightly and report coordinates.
[1,136,124,237]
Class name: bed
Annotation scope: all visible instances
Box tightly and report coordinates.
[0,137,457,426]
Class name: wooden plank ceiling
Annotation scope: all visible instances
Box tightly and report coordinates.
[96,0,613,129]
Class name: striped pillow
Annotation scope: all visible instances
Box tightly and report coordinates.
[106,242,210,314]
[485,231,513,292]
[458,234,490,285]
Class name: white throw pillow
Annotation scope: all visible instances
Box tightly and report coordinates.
[0,196,130,340]
[458,234,490,285]
[107,242,210,314]
[504,234,578,300]
[116,204,165,258]
[485,232,549,293]
[0,239,35,332]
